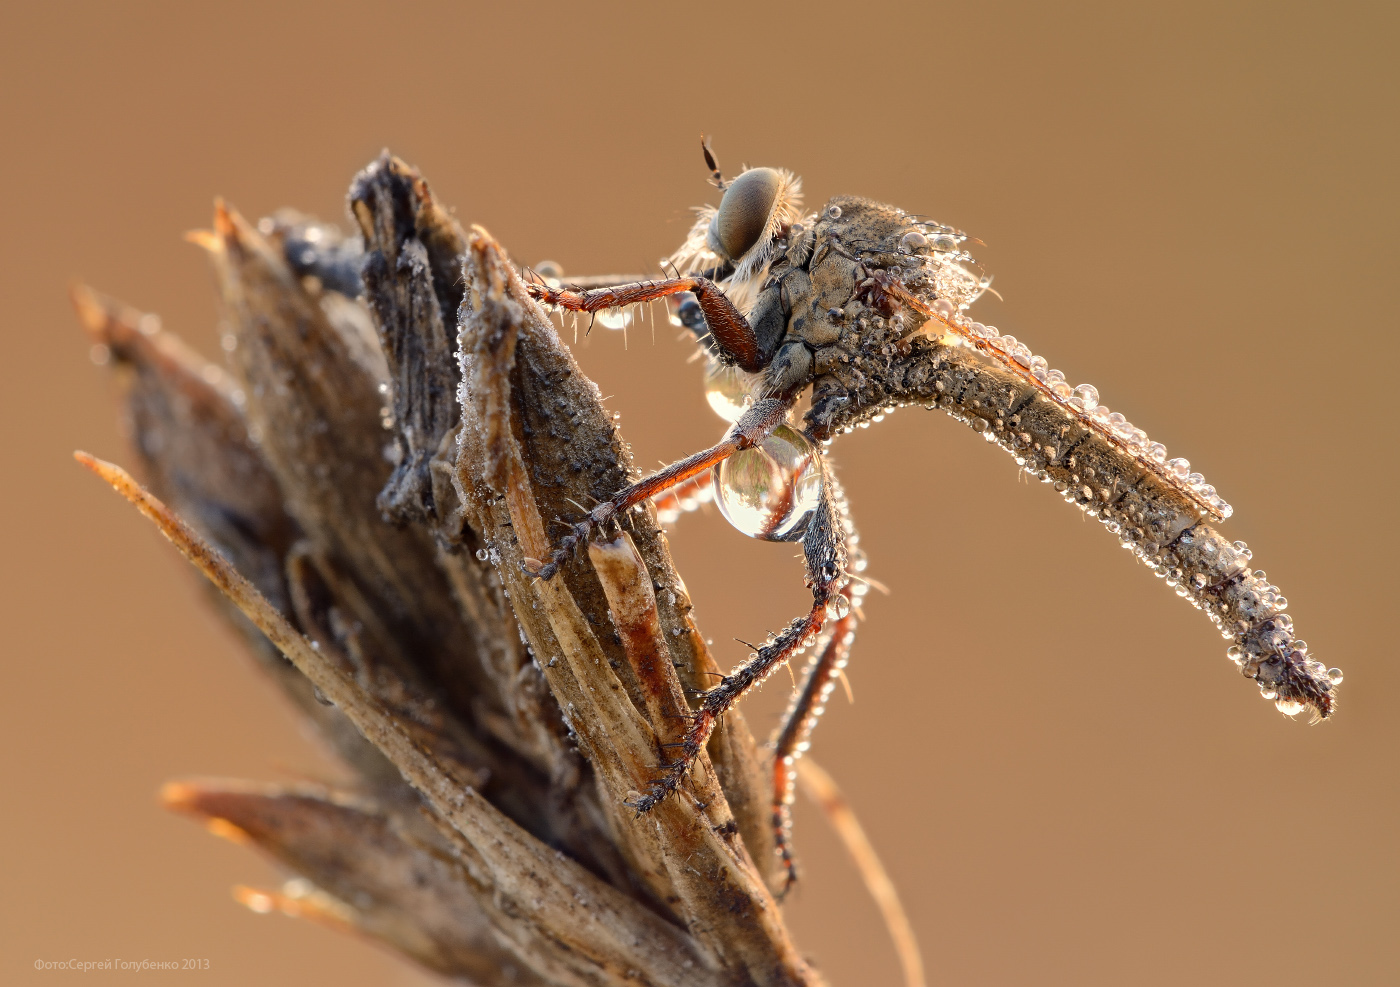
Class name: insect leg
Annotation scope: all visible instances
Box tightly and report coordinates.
[650,470,714,526]
[524,398,791,579]
[630,449,850,814]
[526,275,765,372]
[770,596,858,896]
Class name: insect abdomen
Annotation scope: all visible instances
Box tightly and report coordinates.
[887,338,1337,720]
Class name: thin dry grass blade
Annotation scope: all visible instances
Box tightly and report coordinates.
[798,758,926,987]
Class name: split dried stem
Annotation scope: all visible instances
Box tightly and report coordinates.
[74,154,828,986]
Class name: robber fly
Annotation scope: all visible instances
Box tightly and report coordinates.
[525,140,1341,889]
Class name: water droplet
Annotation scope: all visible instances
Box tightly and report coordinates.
[826,595,850,619]
[475,548,489,562]
[1166,457,1191,479]
[1275,698,1306,716]
[715,424,823,541]
[825,205,842,220]
[1068,384,1099,412]
[1327,667,1344,685]
[704,365,751,423]
[932,234,958,251]
[900,230,927,252]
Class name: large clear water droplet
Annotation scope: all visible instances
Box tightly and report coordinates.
[715,424,822,541]
[704,364,751,423]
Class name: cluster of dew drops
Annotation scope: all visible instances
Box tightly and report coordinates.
[913,248,1234,522]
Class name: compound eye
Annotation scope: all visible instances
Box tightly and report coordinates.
[708,167,781,262]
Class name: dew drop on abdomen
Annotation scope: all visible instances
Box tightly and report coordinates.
[715,424,823,541]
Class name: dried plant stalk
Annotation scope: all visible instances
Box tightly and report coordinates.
[77,154,820,986]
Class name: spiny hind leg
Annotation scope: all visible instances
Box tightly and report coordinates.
[629,447,851,814]
[524,398,791,579]
[771,599,858,896]
[768,466,862,893]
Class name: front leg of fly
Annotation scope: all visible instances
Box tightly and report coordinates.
[526,273,783,374]
[523,397,793,578]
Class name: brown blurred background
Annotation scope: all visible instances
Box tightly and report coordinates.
[3,2,1397,983]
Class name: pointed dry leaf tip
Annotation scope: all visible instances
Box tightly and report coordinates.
[163,783,255,845]
[232,883,356,928]
[183,229,221,252]
[213,197,237,237]
[74,450,112,480]
[69,282,108,335]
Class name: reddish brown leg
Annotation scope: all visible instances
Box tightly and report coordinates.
[651,470,714,525]
[629,449,851,815]
[771,594,858,896]
[527,275,766,372]
[524,398,792,579]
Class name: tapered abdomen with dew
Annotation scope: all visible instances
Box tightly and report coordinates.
[824,286,1340,721]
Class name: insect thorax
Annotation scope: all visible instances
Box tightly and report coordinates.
[727,195,985,437]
